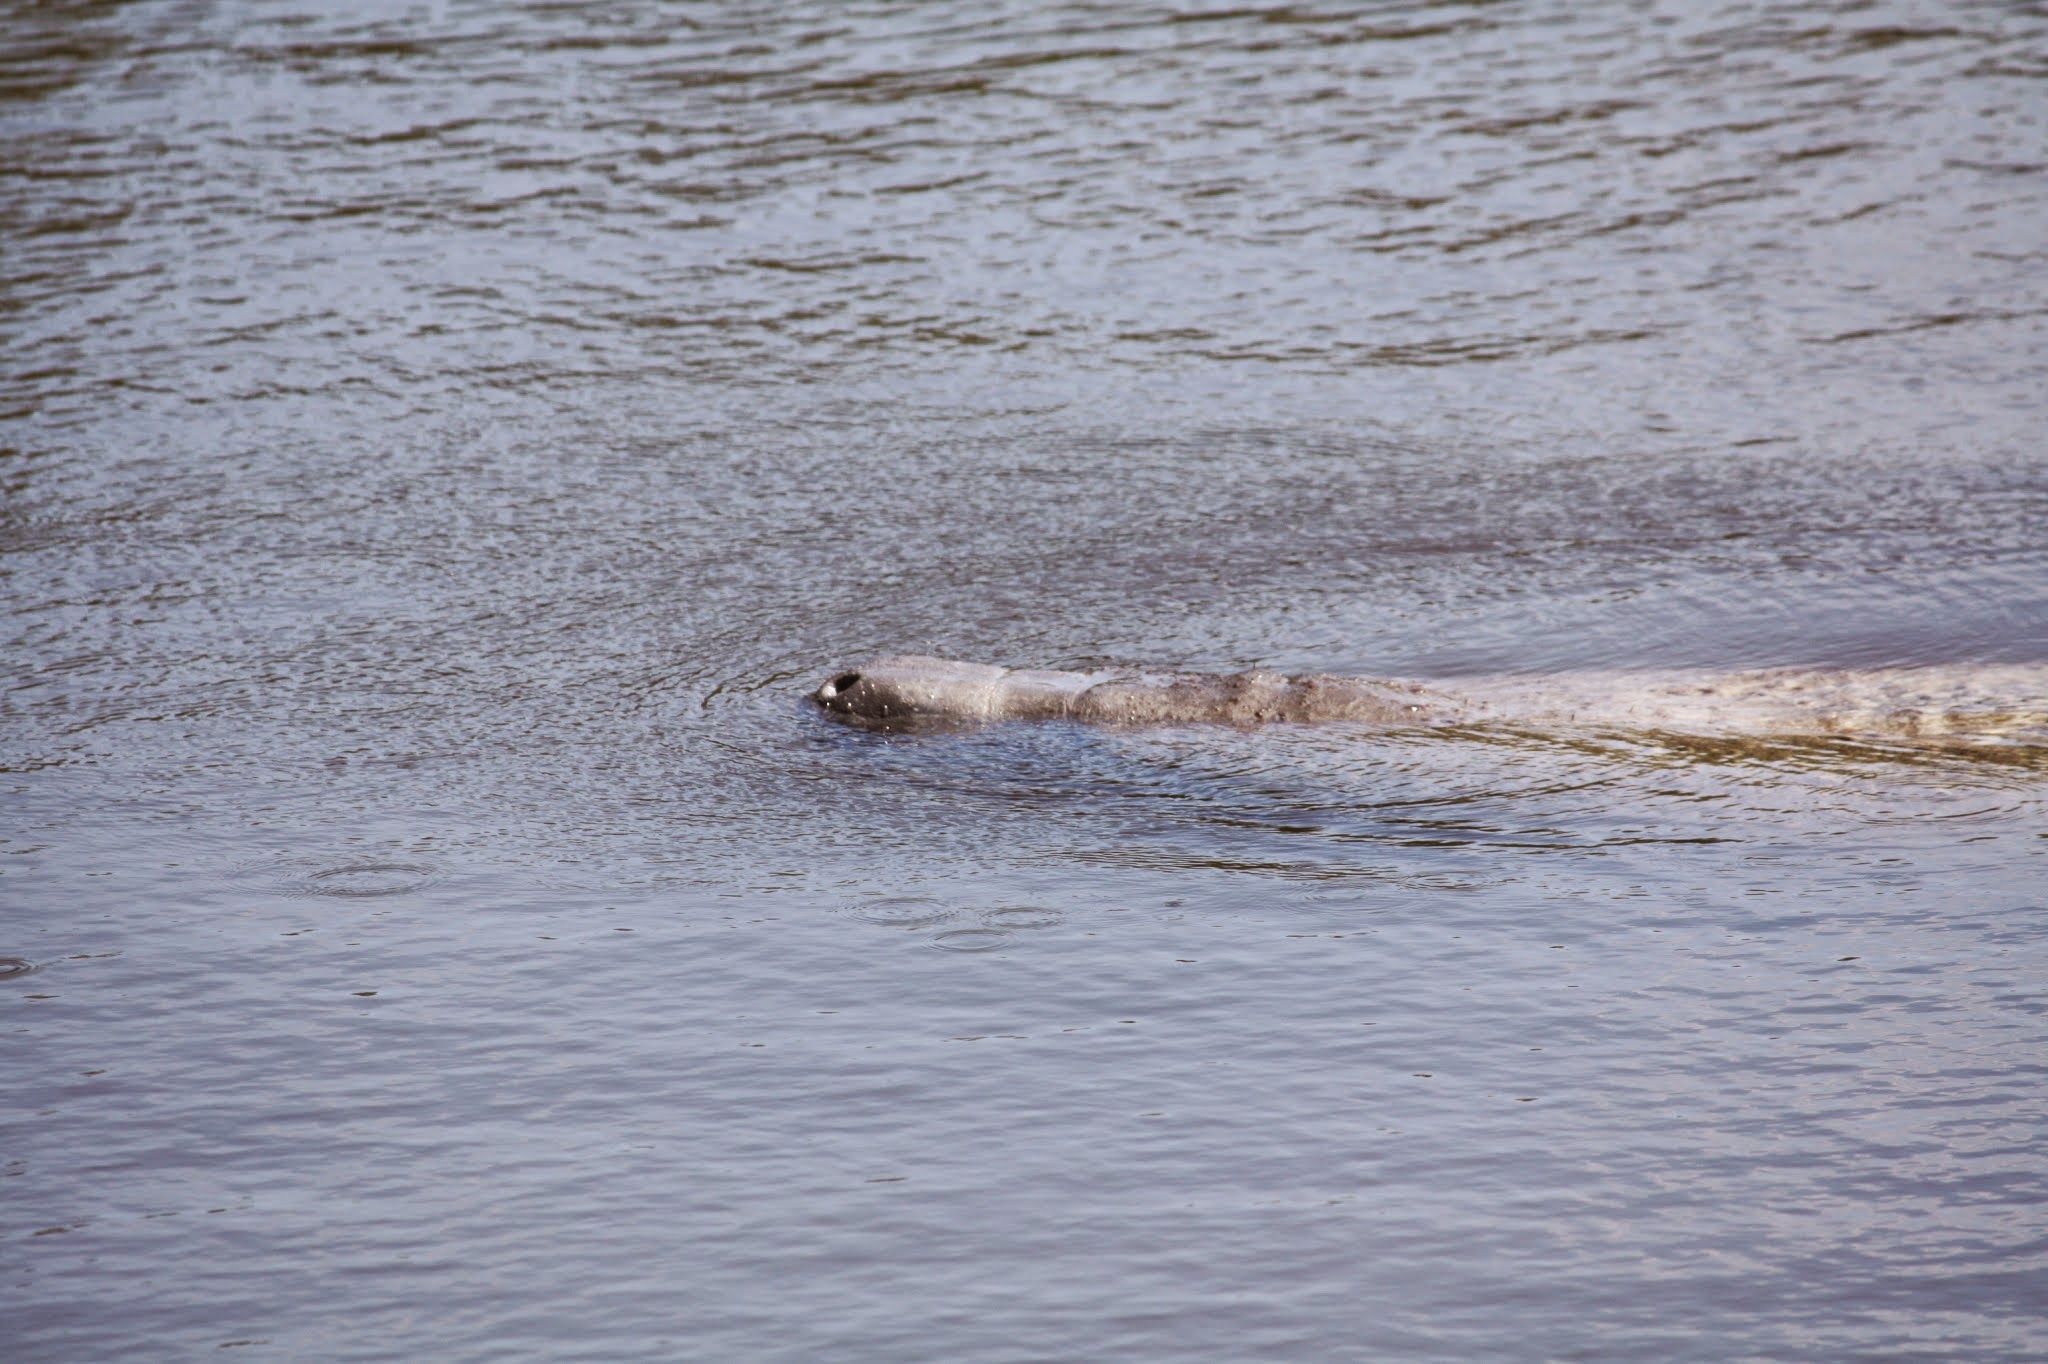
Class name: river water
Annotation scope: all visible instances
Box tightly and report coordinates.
[5,1,2046,1359]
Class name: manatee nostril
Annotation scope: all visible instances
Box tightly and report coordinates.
[822,671,862,700]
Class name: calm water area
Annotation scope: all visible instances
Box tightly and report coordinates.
[4,1,2047,1358]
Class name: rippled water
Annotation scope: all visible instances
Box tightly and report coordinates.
[5,1,2046,1359]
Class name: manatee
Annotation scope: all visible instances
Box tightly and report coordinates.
[810,654,2048,749]
[811,655,1449,728]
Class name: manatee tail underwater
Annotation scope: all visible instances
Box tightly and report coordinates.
[809,655,2048,751]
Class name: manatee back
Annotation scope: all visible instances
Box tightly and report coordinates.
[1070,670,1447,726]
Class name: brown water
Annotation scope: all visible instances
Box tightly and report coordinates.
[5,2,2047,1359]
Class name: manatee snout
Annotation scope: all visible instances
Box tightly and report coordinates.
[811,668,886,720]
[814,670,864,706]
[809,656,1012,727]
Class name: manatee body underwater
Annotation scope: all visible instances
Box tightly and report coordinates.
[810,655,2048,750]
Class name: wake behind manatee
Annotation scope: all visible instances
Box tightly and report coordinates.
[1450,662,2048,751]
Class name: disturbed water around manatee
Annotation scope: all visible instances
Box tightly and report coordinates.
[5,1,2048,1359]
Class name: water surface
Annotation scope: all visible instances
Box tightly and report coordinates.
[4,2,2046,1359]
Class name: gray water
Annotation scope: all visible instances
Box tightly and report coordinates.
[5,1,2047,1359]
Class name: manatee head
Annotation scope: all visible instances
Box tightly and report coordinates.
[810,656,1010,728]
